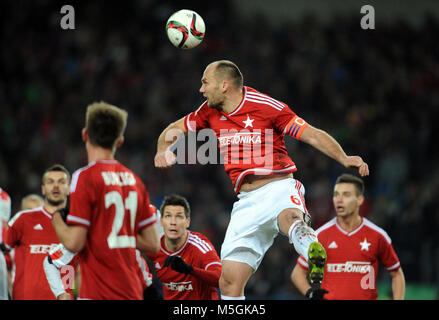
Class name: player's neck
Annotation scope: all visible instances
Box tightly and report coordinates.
[164,231,188,252]
[222,90,244,114]
[337,213,362,233]
[43,201,66,215]
[87,144,116,163]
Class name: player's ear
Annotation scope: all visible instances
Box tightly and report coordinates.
[186,217,191,229]
[115,136,124,149]
[357,194,364,206]
[219,79,227,93]
[82,128,87,142]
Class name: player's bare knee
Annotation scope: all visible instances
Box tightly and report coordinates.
[219,274,238,295]
[219,274,231,289]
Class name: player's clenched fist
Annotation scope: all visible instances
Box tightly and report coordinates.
[154,150,176,168]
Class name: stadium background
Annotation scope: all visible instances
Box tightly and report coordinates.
[0,0,438,299]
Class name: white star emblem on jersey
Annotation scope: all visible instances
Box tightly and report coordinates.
[360,238,371,251]
[242,115,254,128]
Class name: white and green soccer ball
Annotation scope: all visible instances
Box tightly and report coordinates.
[166,9,205,49]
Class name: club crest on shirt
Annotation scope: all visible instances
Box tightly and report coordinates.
[360,238,371,251]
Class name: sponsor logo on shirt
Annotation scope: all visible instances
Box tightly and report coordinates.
[327,261,371,274]
[218,132,262,147]
[163,281,194,292]
[29,243,59,254]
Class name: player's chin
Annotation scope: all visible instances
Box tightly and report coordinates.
[165,230,180,238]
[336,210,347,217]
[47,197,66,207]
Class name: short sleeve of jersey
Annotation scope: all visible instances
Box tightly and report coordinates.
[184,101,210,132]
[67,170,93,228]
[272,105,308,140]
[4,213,23,249]
[378,233,401,272]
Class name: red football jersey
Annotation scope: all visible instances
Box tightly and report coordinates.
[4,206,60,300]
[66,160,157,300]
[184,86,308,193]
[148,231,221,300]
[297,217,400,300]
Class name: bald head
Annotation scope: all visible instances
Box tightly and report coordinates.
[208,60,243,89]
[21,194,44,210]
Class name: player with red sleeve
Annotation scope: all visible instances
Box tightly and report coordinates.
[2,165,71,300]
[155,60,369,299]
[52,102,160,300]
[291,174,405,300]
[147,195,221,300]
[0,187,12,300]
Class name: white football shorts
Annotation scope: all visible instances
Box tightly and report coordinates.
[221,177,310,272]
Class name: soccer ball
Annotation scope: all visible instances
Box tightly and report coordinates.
[166,9,205,49]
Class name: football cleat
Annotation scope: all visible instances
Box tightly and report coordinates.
[307,242,327,284]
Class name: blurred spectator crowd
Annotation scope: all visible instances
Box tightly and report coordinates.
[0,0,438,299]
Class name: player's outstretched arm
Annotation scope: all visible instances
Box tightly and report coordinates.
[154,117,188,168]
[299,125,369,177]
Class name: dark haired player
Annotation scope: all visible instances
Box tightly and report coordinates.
[147,194,221,300]
[291,174,405,300]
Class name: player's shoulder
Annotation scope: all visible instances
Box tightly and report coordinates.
[8,206,47,226]
[186,231,215,254]
[244,86,288,111]
[362,218,392,244]
[70,162,99,192]
[315,217,337,236]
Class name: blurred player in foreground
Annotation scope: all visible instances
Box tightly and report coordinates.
[0,187,12,300]
[52,102,160,300]
[44,204,163,300]
[147,194,221,299]
[3,165,71,299]
[155,60,369,299]
[20,194,44,211]
[291,174,405,300]
[43,244,160,300]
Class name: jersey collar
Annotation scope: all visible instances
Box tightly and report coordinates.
[335,217,364,236]
[161,230,191,256]
[225,86,247,116]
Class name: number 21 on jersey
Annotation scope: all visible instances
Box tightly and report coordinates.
[105,191,138,249]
